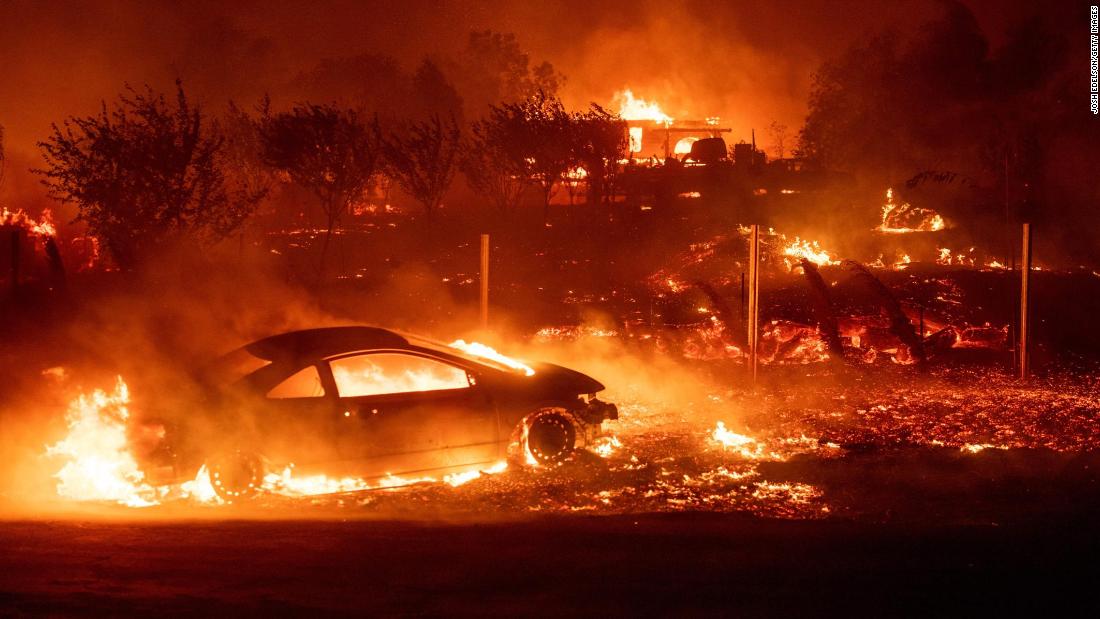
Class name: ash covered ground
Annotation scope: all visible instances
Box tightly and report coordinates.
[4,359,1100,616]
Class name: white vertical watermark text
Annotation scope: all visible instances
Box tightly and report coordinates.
[1091,6,1098,113]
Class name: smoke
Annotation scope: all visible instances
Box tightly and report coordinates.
[0,1,962,176]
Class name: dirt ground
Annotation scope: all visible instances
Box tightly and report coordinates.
[0,512,1097,617]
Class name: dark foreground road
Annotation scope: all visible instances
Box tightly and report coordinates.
[1,513,1098,617]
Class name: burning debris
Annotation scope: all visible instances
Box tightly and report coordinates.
[1,207,56,238]
[876,188,946,234]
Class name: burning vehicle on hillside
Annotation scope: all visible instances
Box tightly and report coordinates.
[138,327,617,501]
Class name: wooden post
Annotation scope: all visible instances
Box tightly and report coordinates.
[747,225,760,383]
[739,272,745,325]
[1019,223,1031,380]
[479,234,489,330]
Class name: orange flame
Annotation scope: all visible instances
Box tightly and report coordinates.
[781,236,838,267]
[47,374,513,507]
[45,377,161,507]
[613,89,673,123]
[876,188,946,234]
[449,340,535,376]
[1,207,56,237]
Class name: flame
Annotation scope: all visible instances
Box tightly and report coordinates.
[592,435,622,458]
[673,137,697,155]
[614,89,673,123]
[876,188,946,233]
[180,465,220,503]
[331,361,469,396]
[45,377,161,507]
[1,207,56,237]
[449,340,535,376]
[46,375,511,507]
[781,236,838,267]
[936,247,977,267]
[628,126,644,153]
[710,422,778,459]
[445,461,508,487]
[564,166,588,180]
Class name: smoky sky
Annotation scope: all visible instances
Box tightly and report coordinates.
[0,0,1053,158]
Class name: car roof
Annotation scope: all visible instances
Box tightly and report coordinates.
[242,326,410,362]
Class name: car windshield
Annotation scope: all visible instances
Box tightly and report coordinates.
[403,335,532,375]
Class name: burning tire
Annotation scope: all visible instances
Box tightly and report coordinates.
[207,451,263,502]
[521,409,577,466]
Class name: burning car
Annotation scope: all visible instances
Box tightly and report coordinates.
[145,326,617,501]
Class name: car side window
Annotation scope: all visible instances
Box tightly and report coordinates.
[267,365,325,399]
[330,353,470,397]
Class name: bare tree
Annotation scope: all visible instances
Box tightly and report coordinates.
[259,102,381,278]
[35,81,264,267]
[382,114,461,219]
[767,120,789,160]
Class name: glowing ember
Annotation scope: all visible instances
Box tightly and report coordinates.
[936,247,977,267]
[613,89,673,123]
[45,377,161,507]
[449,340,535,376]
[444,461,508,487]
[750,481,823,505]
[876,188,946,233]
[592,435,623,458]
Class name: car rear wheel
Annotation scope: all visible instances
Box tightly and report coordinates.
[523,409,577,466]
[207,451,263,502]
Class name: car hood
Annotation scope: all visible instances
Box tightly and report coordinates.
[525,362,605,395]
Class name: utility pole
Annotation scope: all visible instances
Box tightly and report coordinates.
[1019,223,1032,380]
[479,234,490,330]
[747,225,760,384]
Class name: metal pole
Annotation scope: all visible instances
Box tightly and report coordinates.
[1019,223,1031,380]
[479,234,490,330]
[748,225,760,383]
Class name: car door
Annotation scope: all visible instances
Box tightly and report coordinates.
[256,363,343,470]
[327,351,499,478]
